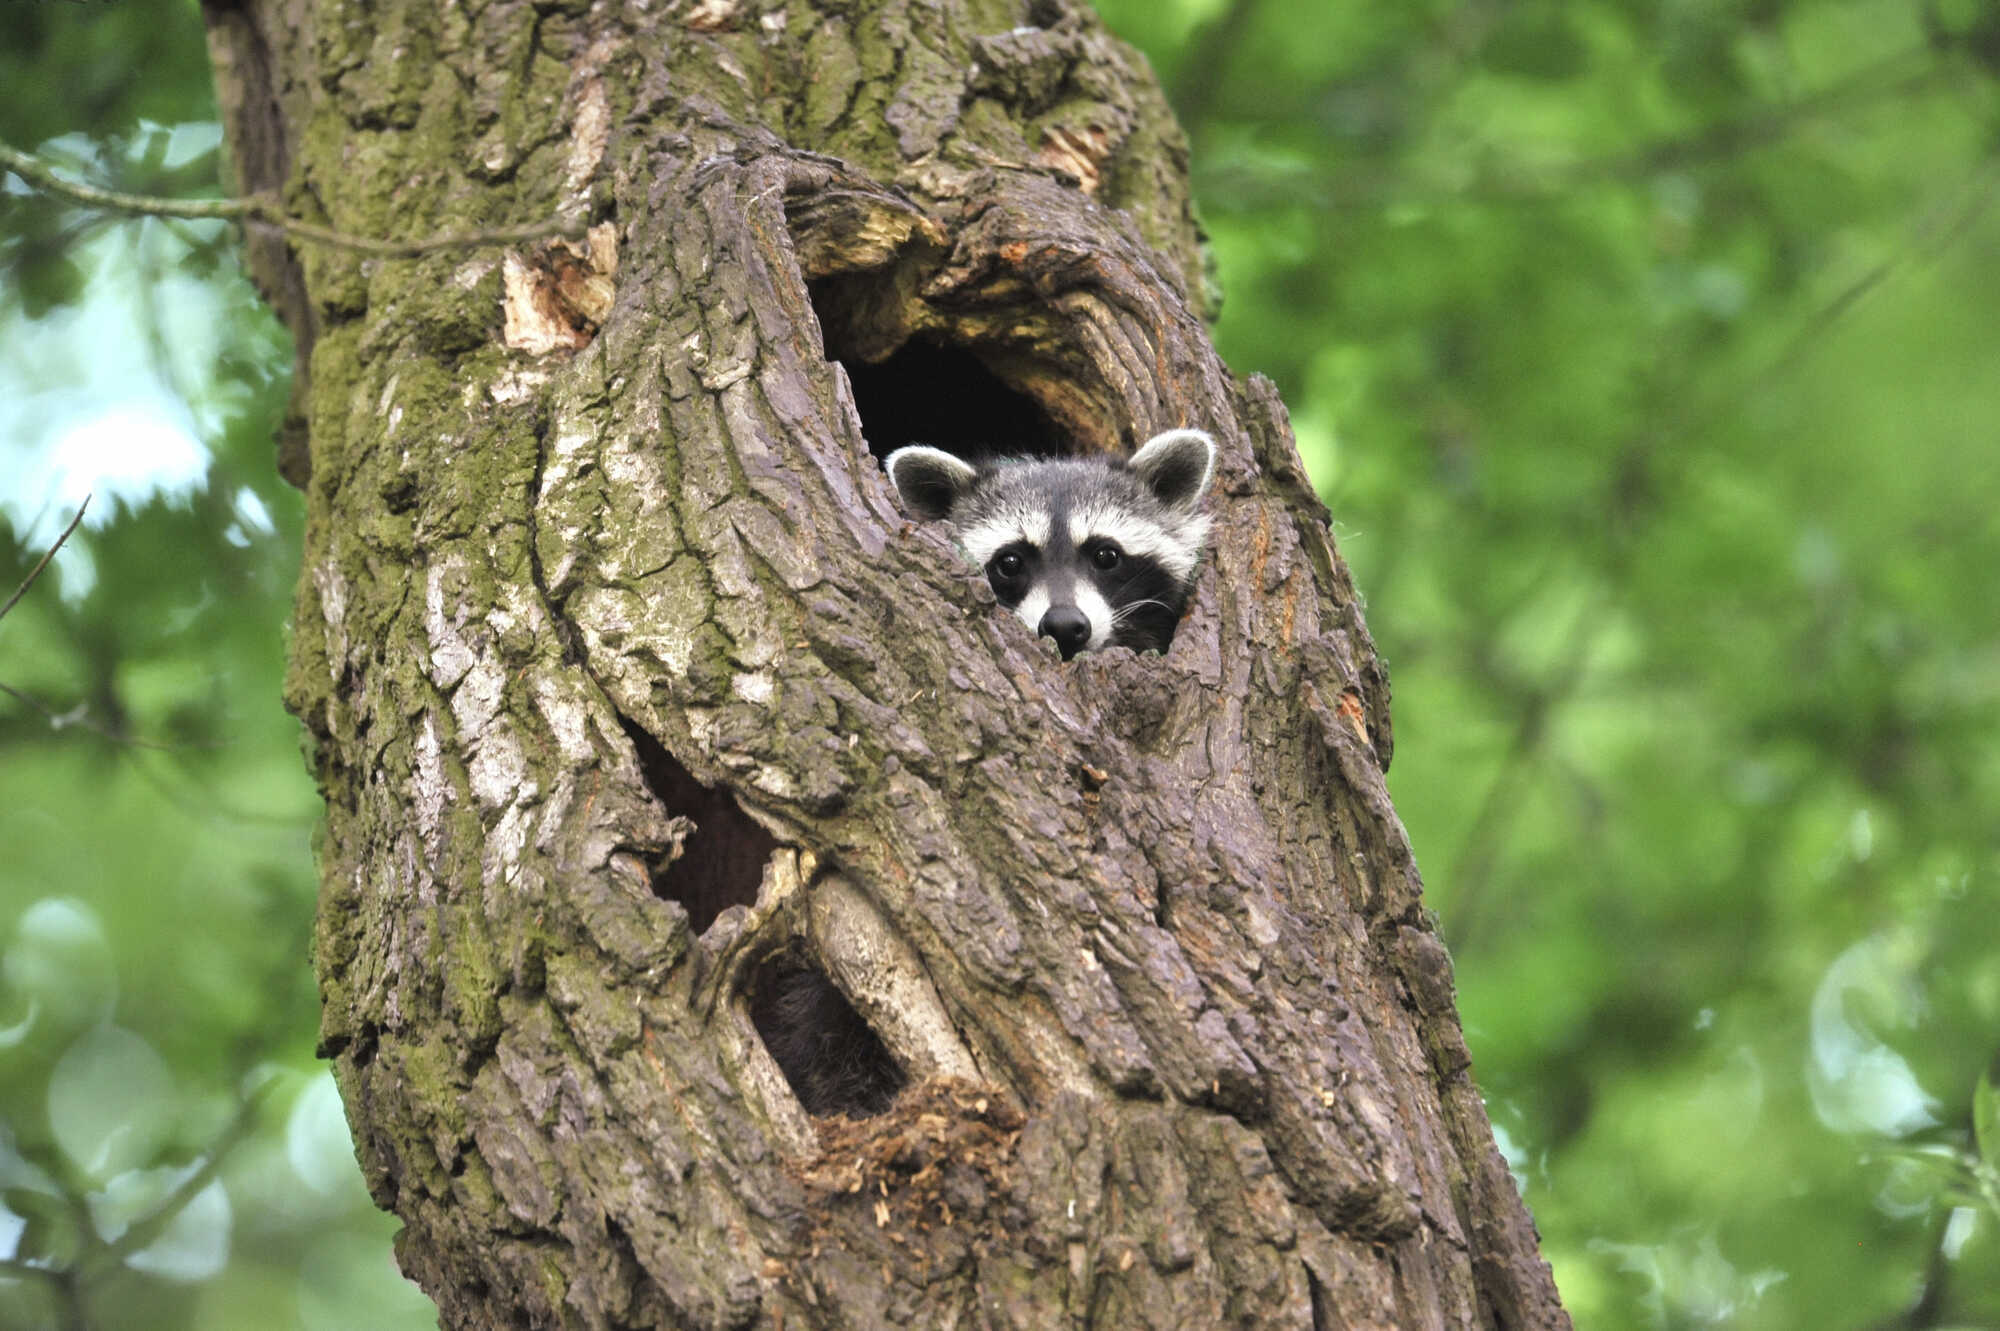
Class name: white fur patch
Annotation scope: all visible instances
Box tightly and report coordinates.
[1073,583,1114,651]
[1067,505,1202,581]
[1013,586,1051,634]
[890,445,977,486]
[960,504,1053,567]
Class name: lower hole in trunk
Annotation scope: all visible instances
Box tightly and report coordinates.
[750,960,906,1118]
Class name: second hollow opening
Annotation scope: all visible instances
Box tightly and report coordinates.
[617,714,778,934]
[749,958,906,1119]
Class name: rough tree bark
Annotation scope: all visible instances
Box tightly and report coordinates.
[202,0,1572,1326]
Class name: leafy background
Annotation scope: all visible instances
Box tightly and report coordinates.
[2,0,1996,1328]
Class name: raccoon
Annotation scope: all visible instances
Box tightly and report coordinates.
[884,428,1216,659]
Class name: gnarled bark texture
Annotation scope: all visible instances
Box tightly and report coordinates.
[203,0,1571,1326]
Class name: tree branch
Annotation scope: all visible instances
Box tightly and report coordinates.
[0,1257,62,1284]
[0,680,217,752]
[0,1260,89,1331]
[1757,152,2000,386]
[79,1086,273,1280]
[1193,46,1956,212]
[0,497,89,625]
[1439,612,1601,956]
[1566,47,1944,186]
[0,142,583,255]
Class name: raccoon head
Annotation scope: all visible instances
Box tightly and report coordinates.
[885,428,1216,659]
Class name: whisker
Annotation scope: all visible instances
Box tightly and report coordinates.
[1110,599,1176,625]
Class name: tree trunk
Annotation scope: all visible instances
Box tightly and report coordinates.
[202,0,1571,1326]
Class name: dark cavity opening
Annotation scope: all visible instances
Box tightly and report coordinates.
[841,338,1066,462]
[750,959,906,1118]
[617,715,778,934]
[806,275,1067,463]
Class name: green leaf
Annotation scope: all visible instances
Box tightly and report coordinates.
[10,245,88,320]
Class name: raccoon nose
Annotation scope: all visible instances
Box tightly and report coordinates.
[1039,606,1092,660]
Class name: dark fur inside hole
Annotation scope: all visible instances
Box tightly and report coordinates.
[750,959,906,1118]
[616,715,778,933]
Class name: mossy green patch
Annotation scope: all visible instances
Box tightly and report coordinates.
[338,2,438,130]
[304,321,368,491]
[368,255,488,359]
[442,905,507,1058]
[387,1036,472,1190]
[543,949,642,1057]
[803,21,865,137]
[683,623,737,697]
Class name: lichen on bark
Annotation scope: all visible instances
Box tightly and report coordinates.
[205,0,1571,1326]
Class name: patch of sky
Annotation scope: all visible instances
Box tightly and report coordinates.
[1,123,240,579]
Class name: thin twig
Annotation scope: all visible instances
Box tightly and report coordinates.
[1564,47,1943,186]
[1441,609,1602,956]
[1759,152,2000,386]
[0,141,583,255]
[244,210,587,257]
[1194,46,1955,212]
[0,1257,63,1284]
[0,144,251,223]
[124,738,321,826]
[1640,148,2000,460]
[0,680,220,752]
[55,1271,90,1331]
[83,1086,275,1279]
[0,496,89,625]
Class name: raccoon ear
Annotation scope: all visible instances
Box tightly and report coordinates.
[1129,428,1216,511]
[885,446,980,522]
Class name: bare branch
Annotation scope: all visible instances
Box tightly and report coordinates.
[0,496,89,625]
[1566,47,1944,186]
[1441,610,1602,955]
[1194,46,1956,212]
[0,1260,89,1331]
[1759,152,2000,384]
[0,141,583,255]
[0,1257,63,1284]
[0,680,214,752]
[83,1090,270,1277]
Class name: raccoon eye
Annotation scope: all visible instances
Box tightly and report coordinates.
[1091,543,1122,571]
[992,551,1025,579]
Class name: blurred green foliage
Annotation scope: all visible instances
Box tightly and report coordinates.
[1,3,431,1329]
[2,0,1996,1329]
